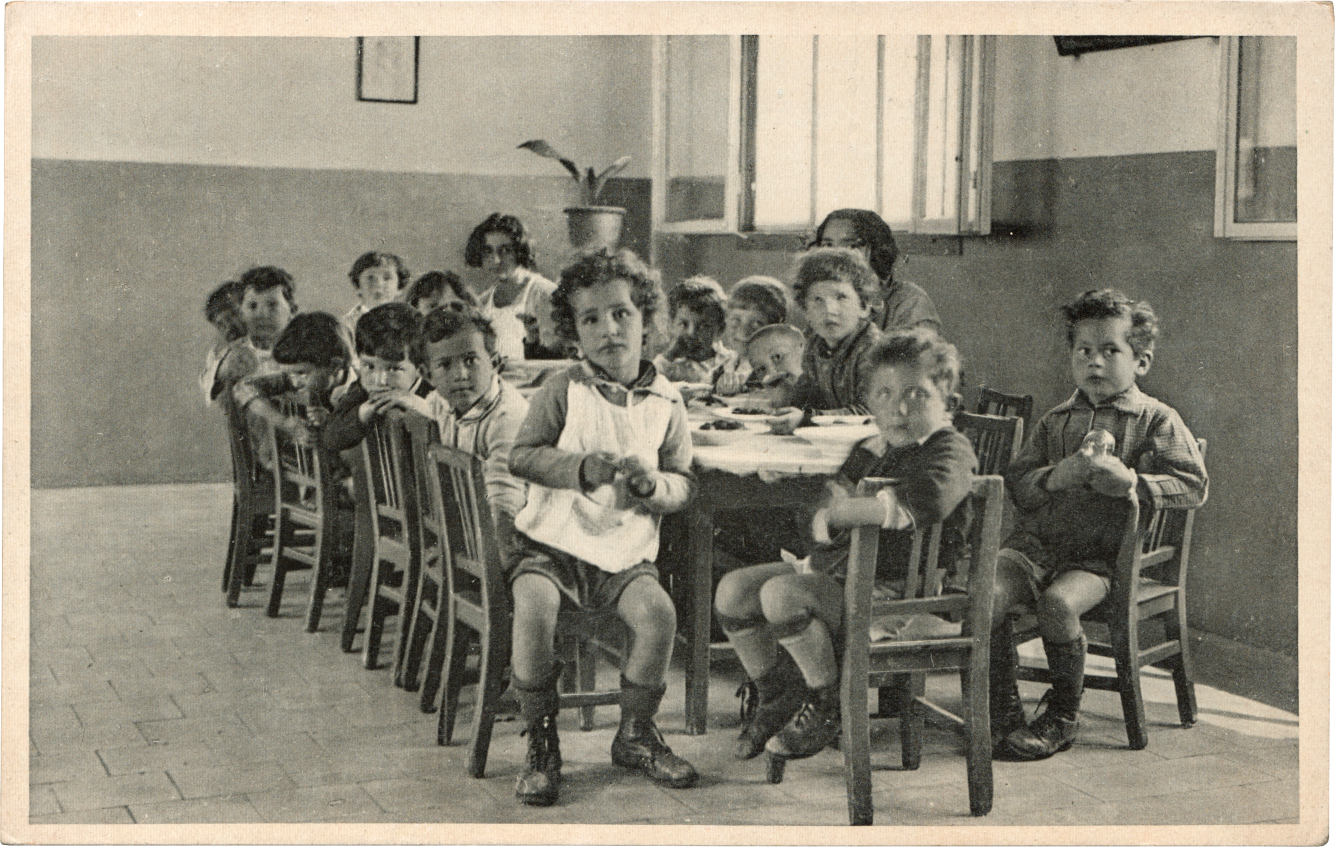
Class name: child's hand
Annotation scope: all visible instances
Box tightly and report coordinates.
[1086,453,1137,498]
[1045,452,1089,492]
[281,417,313,447]
[617,455,659,498]
[358,391,402,422]
[304,407,330,429]
[375,392,432,419]
[811,480,851,544]
[715,371,745,396]
[580,452,620,490]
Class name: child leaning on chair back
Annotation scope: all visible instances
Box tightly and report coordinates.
[989,289,1208,762]
[199,279,246,405]
[714,328,977,770]
[505,248,699,807]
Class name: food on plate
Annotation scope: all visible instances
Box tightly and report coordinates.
[699,420,744,431]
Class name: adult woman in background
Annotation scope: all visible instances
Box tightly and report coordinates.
[812,208,942,334]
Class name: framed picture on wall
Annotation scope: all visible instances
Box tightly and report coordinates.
[357,36,419,103]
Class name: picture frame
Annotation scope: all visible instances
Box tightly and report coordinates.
[356,36,419,103]
[1052,36,1207,57]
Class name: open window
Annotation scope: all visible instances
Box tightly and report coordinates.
[652,34,994,237]
[1215,36,1297,240]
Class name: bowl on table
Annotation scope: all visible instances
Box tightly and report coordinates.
[691,418,767,447]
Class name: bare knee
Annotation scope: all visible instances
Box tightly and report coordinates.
[758,575,810,628]
[512,574,561,624]
[1037,590,1082,633]
[715,569,758,620]
[620,577,677,639]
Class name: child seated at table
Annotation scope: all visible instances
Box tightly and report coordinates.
[323,302,436,453]
[714,276,789,396]
[199,279,245,405]
[991,289,1208,762]
[732,323,805,408]
[343,251,411,331]
[783,247,883,413]
[406,270,476,316]
[654,275,731,385]
[714,328,976,766]
[219,266,299,466]
[507,248,699,806]
[421,307,529,555]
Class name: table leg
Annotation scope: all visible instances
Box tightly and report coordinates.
[684,505,714,735]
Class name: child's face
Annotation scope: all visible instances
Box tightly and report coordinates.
[746,334,803,385]
[360,349,421,393]
[724,304,767,352]
[416,288,470,317]
[282,361,342,407]
[817,218,870,263]
[865,363,952,449]
[357,263,402,308]
[481,232,520,286]
[427,330,498,414]
[669,305,723,361]
[210,310,245,343]
[573,278,644,384]
[803,278,870,346]
[1070,316,1151,405]
[240,287,293,349]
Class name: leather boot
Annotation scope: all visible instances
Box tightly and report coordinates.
[989,625,1027,757]
[513,663,562,806]
[735,658,808,760]
[766,683,841,761]
[1005,634,1086,761]
[610,676,699,788]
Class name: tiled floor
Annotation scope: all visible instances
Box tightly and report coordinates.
[26,483,1302,830]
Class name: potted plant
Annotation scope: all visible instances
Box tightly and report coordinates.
[519,139,631,251]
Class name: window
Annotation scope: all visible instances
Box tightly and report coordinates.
[652,35,994,237]
[1215,36,1296,240]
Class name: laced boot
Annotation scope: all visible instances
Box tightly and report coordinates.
[989,626,1028,758]
[610,677,699,788]
[735,659,808,760]
[513,663,562,806]
[766,683,841,764]
[1005,634,1086,761]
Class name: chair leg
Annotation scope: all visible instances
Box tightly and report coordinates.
[305,545,329,634]
[899,673,925,770]
[1166,603,1198,727]
[223,496,239,593]
[438,622,472,746]
[963,660,993,816]
[391,562,423,689]
[401,583,436,693]
[1111,623,1149,750]
[466,624,509,778]
[265,513,289,618]
[419,599,452,713]
[577,638,598,731]
[340,481,375,653]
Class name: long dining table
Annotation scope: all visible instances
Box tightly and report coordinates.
[674,406,879,734]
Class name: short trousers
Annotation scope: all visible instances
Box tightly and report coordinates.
[510,536,661,616]
[996,547,1113,607]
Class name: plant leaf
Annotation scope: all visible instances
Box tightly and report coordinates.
[592,156,632,202]
[518,139,580,182]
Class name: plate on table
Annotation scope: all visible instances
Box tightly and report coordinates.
[811,414,873,427]
[710,405,801,427]
[692,419,766,447]
[674,382,716,402]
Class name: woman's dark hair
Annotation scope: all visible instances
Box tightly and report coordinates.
[464,213,538,270]
[355,302,426,367]
[272,312,348,368]
[550,248,662,344]
[812,209,899,283]
[407,270,475,309]
[347,252,411,290]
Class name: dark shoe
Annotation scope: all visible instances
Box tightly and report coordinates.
[611,718,699,788]
[1005,690,1079,760]
[766,684,840,761]
[989,628,1027,758]
[735,664,807,760]
[515,714,561,806]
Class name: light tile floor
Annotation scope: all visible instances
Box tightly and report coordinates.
[26,483,1301,829]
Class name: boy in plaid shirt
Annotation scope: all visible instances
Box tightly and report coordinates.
[991,289,1208,761]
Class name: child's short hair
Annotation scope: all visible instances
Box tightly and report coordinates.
[272,312,348,368]
[421,307,499,360]
[551,248,663,343]
[791,247,880,309]
[861,328,962,403]
[239,265,297,310]
[356,302,426,367]
[1061,288,1159,355]
[811,208,899,282]
[464,213,538,270]
[205,280,246,339]
[407,270,475,310]
[745,322,805,351]
[668,276,727,329]
[730,276,789,326]
[348,251,410,290]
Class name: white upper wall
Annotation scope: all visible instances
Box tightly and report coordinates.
[993,35,1222,161]
[33,36,653,178]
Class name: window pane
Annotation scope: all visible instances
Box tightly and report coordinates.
[754,34,814,229]
[1234,36,1296,224]
[664,35,731,223]
[880,35,918,225]
[921,35,964,223]
[813,34,879,217]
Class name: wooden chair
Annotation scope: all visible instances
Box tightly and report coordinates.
[1012,440,1207,750]
[953,411,1023,476]
[837,474,1006,824]
[221,398,273,608]
[399,413,450,707]
[974,385,1034,431]
[263,403,343,630]
[359,412,424,685]
[425,444,622,778]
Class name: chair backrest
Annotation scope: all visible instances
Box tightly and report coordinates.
[404,412,445,573]
[362,411,417,542]
[269,399,333,509]
[975,386,1034,429]
[952,411,1023,477]
[222,397,265,494]
[425,444,509,632]
[1112,438,1207,603]
[846,475,1005,637]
